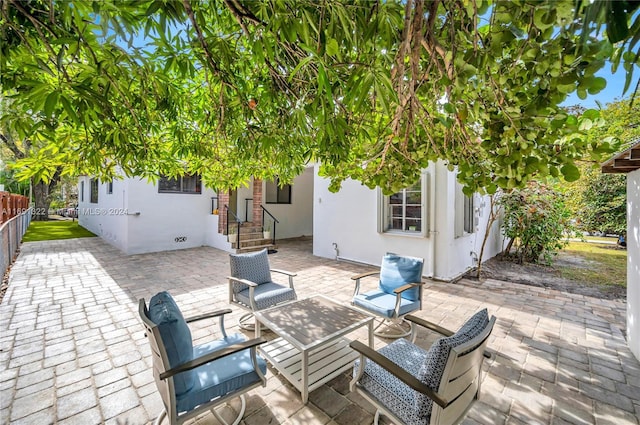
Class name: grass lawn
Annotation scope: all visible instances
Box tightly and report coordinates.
[23,220,96,242]
[557,241,627,288]
[573,235,619,243]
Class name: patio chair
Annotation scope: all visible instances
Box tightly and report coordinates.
[349,309,496,425]
[351,253,425,338]
[139,291,267,425]
[228,248,297,329]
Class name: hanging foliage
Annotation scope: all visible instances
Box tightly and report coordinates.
[1,0,637,193]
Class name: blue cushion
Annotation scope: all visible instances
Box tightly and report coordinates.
[379,254,424,301]
[148,292,195,398]
[235,282,296,311]
[353,290,421,318]
[415,309,490,416]
[230,249,272,286]
[176,333,268,412]
[354,338,429,424]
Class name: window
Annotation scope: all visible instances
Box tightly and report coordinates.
[158,174,202,194]
[80,181,84,202]
[90,179,99,203]
[464,195,474,234]
[106,181,113,194]
[380,175,426,233]
[455,183,476,237]
[265,178,291,204]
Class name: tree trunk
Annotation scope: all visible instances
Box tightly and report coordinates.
[31,169,61,221]
[503,237,514,258]
[32,180,51,221]
[476,193,502,278]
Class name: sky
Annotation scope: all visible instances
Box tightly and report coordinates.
[562,66,635,109]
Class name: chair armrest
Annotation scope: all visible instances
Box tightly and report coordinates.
[228,276,258,287]
[351,270,380,281]
[392,282,424,295]
[160,337,267,380]
[185,308,232,323]
[351,270,380,297]
[185,308,233,339]
[349,341,448,408]
[406,315,492,358]
[271,269,297,290]
[270,268,296,277]
[405,315,454,337]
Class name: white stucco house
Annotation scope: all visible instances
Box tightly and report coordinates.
[602,139,640,362]
[77,161,504,282]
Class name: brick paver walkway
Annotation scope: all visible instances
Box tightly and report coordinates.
[1,237,638,424]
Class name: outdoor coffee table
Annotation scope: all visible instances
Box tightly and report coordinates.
[254,295,374,403]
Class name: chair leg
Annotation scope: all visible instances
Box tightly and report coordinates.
[238,312,269,331]
[153,409,167,425]
[373,318,411,339]
[238,312,255,330]
[374,409,381,425]
[211,394,246,425]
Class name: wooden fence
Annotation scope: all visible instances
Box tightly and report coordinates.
[1,192,30,224]
[0,192,32,278]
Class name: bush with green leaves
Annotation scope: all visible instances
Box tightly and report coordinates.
[579,172,626,235]
[500,182,572,265]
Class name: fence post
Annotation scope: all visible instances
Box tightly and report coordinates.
[0,206,33,278]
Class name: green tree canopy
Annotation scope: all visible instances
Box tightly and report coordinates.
[1,0,638,194]
[561,98,640,234]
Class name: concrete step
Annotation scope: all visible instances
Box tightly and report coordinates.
[231,237,275,248]
[235,243,278,254]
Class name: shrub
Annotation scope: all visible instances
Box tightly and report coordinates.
[500,181,572,265]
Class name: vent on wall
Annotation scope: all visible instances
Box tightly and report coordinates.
[174,236,187,243]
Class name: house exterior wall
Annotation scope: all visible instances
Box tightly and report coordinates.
[312,161,504,281]
[78,176,129,253]
[432,164,504,281]
[78,176,217,255]
[628,168,640,361]
[262,167,314,239]
[78,170,312,255]
[235,182,253,223]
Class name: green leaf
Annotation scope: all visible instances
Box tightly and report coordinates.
[579,119,593,131]
[326,38,339,57]
[606,1,630,43]
[582,109,600,120]
[44,91,59,117]
[443,103,455,114]
[288,55,314,83]
[577,88,588,99]
[587,77,607,94]
[560,163,580,182]
[59,95,80,125]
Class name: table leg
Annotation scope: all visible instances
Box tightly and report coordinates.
[301,350,309,404]
[368,320,374,348]
[255,316,261,339]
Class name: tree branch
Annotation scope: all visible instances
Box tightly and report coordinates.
[182,0,222,75]
[0,133,26,159]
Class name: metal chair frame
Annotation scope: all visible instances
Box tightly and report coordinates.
[350,314,495,425]
[139,299,267,425]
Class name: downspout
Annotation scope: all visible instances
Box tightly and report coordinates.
[429,169,437,278]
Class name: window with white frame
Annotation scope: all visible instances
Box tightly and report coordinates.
[80,181,84,202]
[158,174,202,194]
[106,181,113,194]
[380,175,427,233]
[463,195,474,234]
[265,177,291,204]
[455,182,476,237]
[90,179,99,203]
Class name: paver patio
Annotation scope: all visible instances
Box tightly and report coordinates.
[1,236,639,424]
